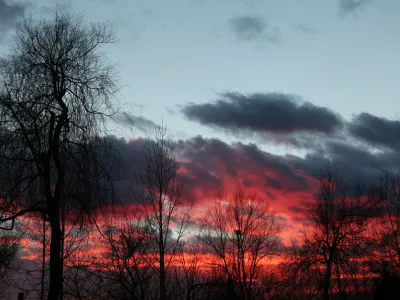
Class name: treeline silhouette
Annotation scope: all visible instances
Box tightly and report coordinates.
[1,7,400,300]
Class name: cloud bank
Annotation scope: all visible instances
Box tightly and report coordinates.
[109,88,400,229]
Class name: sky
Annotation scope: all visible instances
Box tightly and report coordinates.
[1,0,400,236]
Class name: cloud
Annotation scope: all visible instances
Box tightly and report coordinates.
[177,113,400,199]
[179,161,221,195]
[293,25,316,35]
[97,104,400,225]
[338,0,369,16]
[101,136,156,205]
[174,133,396,201]
[115,112,158,132]
[175,136,310,194]
[288,142,387,190]
[102,134,314,207]
[87,114,400,240]
[348,112,400,150]
[182,92,343,136]
[179,91,400,203]
[228,15,280,43]
[0,0,24,40]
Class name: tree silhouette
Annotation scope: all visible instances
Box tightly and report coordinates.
[288,166,376,300]
[0,8,118,299]
[199,191,281,300]
[139,125,190,300]
[99,219,155,300]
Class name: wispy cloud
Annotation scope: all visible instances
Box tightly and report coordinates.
[228,15,280,44]
[115,112,158,132]
[293,24,316,35]
[338,0,370,16]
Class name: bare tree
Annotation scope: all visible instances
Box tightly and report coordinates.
[198,190,282,300]
[63,264,102,300]
[290,166,376,300]
[62,223,114,300]
[0,7,118,299]
[178,240,208,300]
[139,125,190,300]
[97,219,155,300]
[283,237,330,300]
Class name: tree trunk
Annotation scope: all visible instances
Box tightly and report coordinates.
[160,233,165,300]
[41,217,46,300]
[160,262,165,300]
[324,263,332,300]
[60,202,65,300]
[48,210,62,300]
[159,193,165,300]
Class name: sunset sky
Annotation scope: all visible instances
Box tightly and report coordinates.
[1,0,400,238]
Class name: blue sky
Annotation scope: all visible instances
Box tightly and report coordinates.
[2,0,400,249]
[2,0,397,147]
[1,0,400,181]
[2,2,400,295]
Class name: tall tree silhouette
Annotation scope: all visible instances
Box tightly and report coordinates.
[199,191,281,300]
[0,8,118,299]
[139,125,190,300]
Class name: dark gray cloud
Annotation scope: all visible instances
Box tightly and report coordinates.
[115,112,158,132]
[338,0,369,16]
[175,136,310,193]
[174,133,398,199]
[97,103,400,206]
[107,134,306,204]
[179,162,221,189]
[91,135,220,205]
[228,15,280,43]
[288,138,399,191]
[99,136,222,205]
[99,126,400,207]
[179,90,400,199]
[182,92,343,135]
[0,0,24,39]
[348,113,400,150]
[101,136,169,205]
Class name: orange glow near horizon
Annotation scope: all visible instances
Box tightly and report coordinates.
[6,145,389,295]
